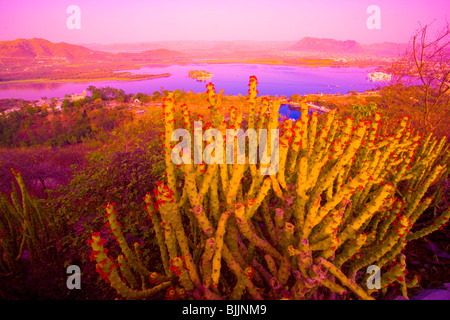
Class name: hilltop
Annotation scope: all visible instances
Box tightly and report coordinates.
[0,38,186,64]
[290,36,364,53]
[0,38,108,60]
[0,38,187,83]
[289,37,407,57]
[115,48,186,61]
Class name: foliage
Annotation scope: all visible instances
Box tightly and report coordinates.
[0,99,135,148]
[0,168,68,299]
[351,102,378,121]
[0,168,55,272]
[0,145,88,198]
[52,142,165,265]
[87,86,134,103]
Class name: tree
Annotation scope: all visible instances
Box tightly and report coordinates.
[351,102,378,121]
[62,99,72,114]
[152,91,161,101]
[389,21,450,136]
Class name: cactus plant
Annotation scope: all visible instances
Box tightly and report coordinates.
[89,76,449,300]
[0,168,54,273]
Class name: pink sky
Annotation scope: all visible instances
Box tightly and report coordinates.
[0,0,449,44]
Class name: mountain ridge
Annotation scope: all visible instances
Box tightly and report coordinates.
[0,38,185,62]
[289,36,407,56]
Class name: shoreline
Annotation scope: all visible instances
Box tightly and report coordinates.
[193,58,385,69]
[0,58,386,85]
[0,73,171,85]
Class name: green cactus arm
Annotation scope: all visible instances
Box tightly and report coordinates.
[264,254,278,277]
[260,198,278,245]
[312,162,372,232]
[299,195,322,240]
[160,218,179,263]
[379,257,407,291]
[310,109,335,165]
[247,79,257,131]
[182,163,201,208]
[0,194,21,241]
[349,217,408,276]
[251,257,273,285]
[89,234,171,299]
[235,203,283,261]
[374,200,403,242]
[295,155,308,195]
[133,242,150,290]
[163,94,179,201]
[376,239,407,270]
[268,99,281,131]
[333,232,367,268]
[156,184,202,287]
[144,194,171,276]
[277,255,291,286]
[169,256,195,291]
[281,222,295,251]
[316,257,374,300]
[404,165,445,219]
[104,203,150,277]
[406,208,450,241]
[307,112,318,159]
[209,172,221,223]
[8,181,23,217]
[245,178,271,219]
[226,163,246,208]
[337,183,393,245]
[11,170,44,257]
[231,278,246,300]
[256,98,269,131]
[321,278,347,295]
[211,211,231,288]
[277,120,293,189]
[330,117,353,160]
[286,118,306,174]
[310,235,338,256]
[270,173,284,200]
[200,238,216,288]
[311,199,350,246]
[221,244,263,299]
[199,163,218,202]
[308,125,366,206]
[117,254,138,289]
[397,254,409,299]
[219,162,229,194]
[407,197,433,227]
[246,174,264,201]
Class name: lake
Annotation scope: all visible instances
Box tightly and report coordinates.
[0,63,377,101]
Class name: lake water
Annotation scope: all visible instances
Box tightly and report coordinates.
[0,63,377,101]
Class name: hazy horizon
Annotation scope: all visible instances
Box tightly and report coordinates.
[1,0,449,45]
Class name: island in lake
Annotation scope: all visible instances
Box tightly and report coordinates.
[188,70,214,81]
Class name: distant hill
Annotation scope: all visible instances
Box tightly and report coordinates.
[0,38,108,60]
[82,40,295,56]
[289,37,406,56]
[290,37,364,53]
[0,38,186,63]
[116,48,186,61]
[362,42,408,56]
